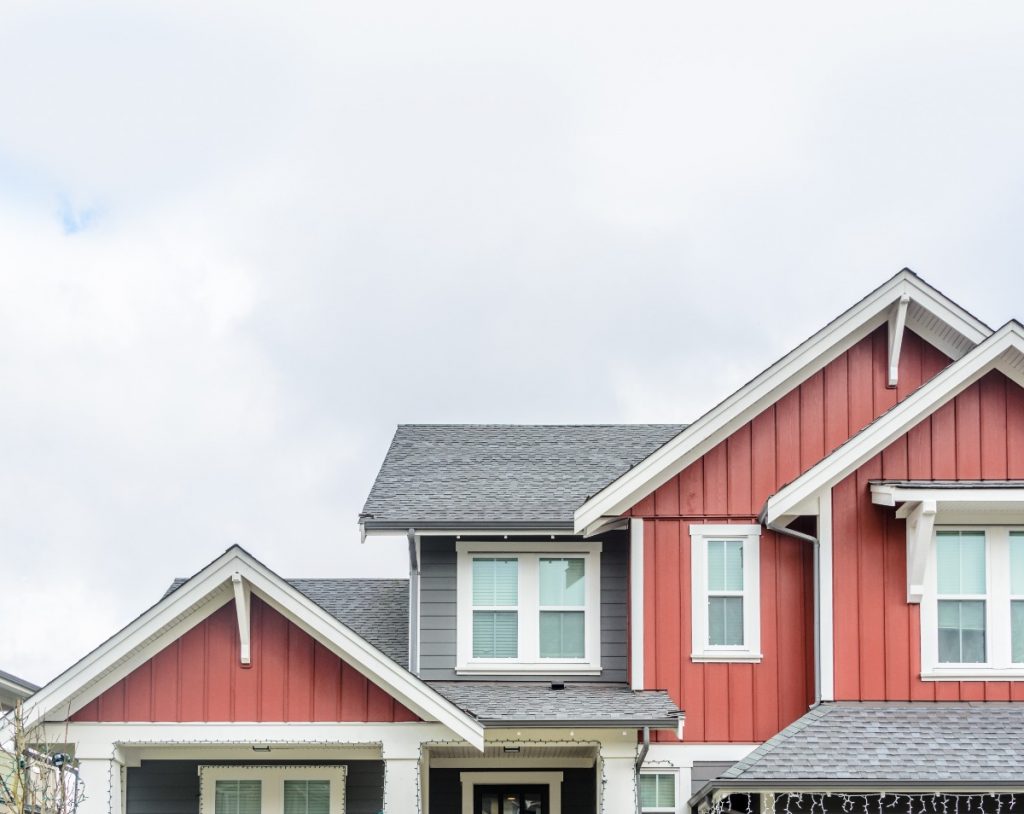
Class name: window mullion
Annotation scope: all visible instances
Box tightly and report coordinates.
[520,554,540,661]
[989,528,1010,669]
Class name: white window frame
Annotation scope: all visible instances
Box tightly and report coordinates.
[638,768,680,814]
[690,524,762,663]
[198,765,347,814]
[921,525,1024,680]
[455,541,602,674]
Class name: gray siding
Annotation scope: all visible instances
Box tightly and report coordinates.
[417,534,628,682]
[126,760,384,814]
[691,761,737,796]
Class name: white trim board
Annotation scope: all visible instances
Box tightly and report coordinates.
[574,270,991,535]
[764,321,1024,526]
[25,546,485,750]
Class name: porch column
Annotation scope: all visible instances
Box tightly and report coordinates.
[601,741,638,814]
[75,756,124,814]
[383,745,423,814]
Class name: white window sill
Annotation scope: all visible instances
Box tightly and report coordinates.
[921,667,1024,681]
[457,662,602,676]
[691,652,763,664]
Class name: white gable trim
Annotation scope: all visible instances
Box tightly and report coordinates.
[575,270,991,535]
[764,322,1024,526]
[24,546,485,750]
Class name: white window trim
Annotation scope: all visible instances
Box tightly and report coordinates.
[638,768,680,814]
[690,524,762,663]
[198,765,347,814]
[921,525,1024,680]
[456,541,602,675]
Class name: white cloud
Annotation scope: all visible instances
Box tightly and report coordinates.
[1,0,1022,682]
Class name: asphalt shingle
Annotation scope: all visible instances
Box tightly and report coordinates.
[360,424,685,528]
[428,681,681,726]
[720,702,1024,783]
[168,577,410,668]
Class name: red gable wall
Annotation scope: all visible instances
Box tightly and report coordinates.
[629,326,953,743]
[833,370,1024,703]
[71,597,420,723]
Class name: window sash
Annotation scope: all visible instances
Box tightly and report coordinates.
[639,772,676,812]
[456,545,601,671]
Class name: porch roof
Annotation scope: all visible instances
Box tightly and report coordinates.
[428,681,682,728]
[697,701,1024,798]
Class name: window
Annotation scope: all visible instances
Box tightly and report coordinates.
[690,525,761,662]
[199,766,346,814]
[456,542,601,674]
[639,772,677,813]
[921,526,1024,679]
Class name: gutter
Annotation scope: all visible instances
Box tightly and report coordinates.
[473,718,680,729]
[759,512,821,709]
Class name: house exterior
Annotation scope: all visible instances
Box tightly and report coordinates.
[12,269,1024,814]
[0,670,38,712]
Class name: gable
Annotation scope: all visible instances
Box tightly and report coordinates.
[630,326,951,519]
[765,321,1024,524]
[576,270,991,534]
[70,597,420,723]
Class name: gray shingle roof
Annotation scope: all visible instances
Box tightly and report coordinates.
[428,681,681,727]
[720,702,1024,785]
[360,424,686,529]
[168,577,409,668]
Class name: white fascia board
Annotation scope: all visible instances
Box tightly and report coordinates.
[764,322,1024,525]
[873,485,1024,507]
[27,546,485,751]
[574,271,991,533]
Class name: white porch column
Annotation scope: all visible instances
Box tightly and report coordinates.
[75,756,124,814]
[383,745,423,814]
[601,741,638,814]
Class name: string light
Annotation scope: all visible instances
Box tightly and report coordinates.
[709,792,1023,814]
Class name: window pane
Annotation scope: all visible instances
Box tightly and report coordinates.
[708,596,744,646]
[638,775,657,808]
[539,558,586,606]
[938,599,986,663]
[936,531,986,595]
[284,781,330,814]
[708,540,743,592]
[1011,533,1024,595]
[215,781,261,814]
[639,774,675,810]
[1013,601,1024,664]
[473,610,518,658]
[473,559,518,606]
[540,610,585,657]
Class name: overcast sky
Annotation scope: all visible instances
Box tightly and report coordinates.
[2,1,1023,684]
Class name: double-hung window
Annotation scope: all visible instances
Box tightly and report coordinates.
[690,525,761,662]
[638,771,677,814]
[456,542,601,673]
[922,526,1024,679]
[199,766,346,814]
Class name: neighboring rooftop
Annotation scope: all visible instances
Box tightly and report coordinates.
[0,669,39,710]
[428,681,681,728]
[715,702,1024,787]
[168,577,410,668]
[360,424,686,531]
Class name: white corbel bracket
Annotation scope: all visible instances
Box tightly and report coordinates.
[887,294,911,388]
[902,499,937,604]
[231,572,252,665]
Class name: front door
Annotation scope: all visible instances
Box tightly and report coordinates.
[474,784,548,814]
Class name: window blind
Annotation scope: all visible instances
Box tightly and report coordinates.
[215,781,261,814]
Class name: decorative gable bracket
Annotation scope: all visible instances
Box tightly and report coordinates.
[896,499,936,604]
[887,294,911,388]
[231,572,252,665]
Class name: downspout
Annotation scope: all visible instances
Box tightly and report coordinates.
[407,529,420,674]
[634,725,650,814]
[760,514,821,709]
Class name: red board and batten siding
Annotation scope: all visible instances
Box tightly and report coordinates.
[628,326,953,743]
[72,597,420,723]
[832,370,1024,704]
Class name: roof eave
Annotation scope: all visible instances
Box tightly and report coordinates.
[479,717,681,729]
[361,519,577,534]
